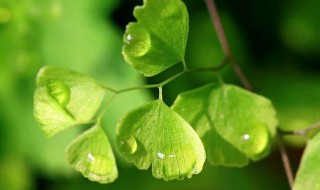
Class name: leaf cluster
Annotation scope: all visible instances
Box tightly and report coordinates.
[33,0,320,188]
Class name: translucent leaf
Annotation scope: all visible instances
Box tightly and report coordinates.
[66,125,118,184]
[209,84,278,159]
[34,66,105,137]
[116,100,205,180]
[172,84,249,167]
[294,132,320,189]
[172,83,277,162]
[122,0,189,77]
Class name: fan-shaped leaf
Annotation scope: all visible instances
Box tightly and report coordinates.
[116,100,205,180]
[172,84,249,167]
[66,125,118,183]
[122,0,189,76]
[34,66,105,137]
[172,83,278,164]
[210,84,277,159]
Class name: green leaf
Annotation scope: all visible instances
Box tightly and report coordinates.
[172,83,278,162]
[122,0,189,77]
[172,84,249,167]
[116,99,205,180]
[294,132,320,189]
[33,66,105,137]
[66,125,118,184]
[210,84,277,159]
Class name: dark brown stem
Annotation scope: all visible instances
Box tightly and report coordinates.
[277,134,294,189]
[204,0,253,91]
[205,0,294,188]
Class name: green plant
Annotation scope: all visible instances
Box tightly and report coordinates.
[32,0,320,189]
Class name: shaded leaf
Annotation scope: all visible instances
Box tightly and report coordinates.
[122,0,189,76]
[210,84,277,159]
[116,99,205,180]
[294,132,320,190]
[172,84,249,167]
[34,66,105,137]
[172,83,277,163]
[66,125,118,184]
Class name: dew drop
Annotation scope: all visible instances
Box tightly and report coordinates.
[157,152,165,159]
[126,34,133,44]
[239,123,269,156]
[87,153,95,162]
[46,80,70,107]
[169,154,176,158]
[242,134,250,140]
[118,136,137,155]
[125,27,151,58]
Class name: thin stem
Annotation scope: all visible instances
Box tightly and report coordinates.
[101,85,117,94]
[97,94,116,124]
[279,121,320,137]
[277,134,294,189]
[182,58,188,71]
[293,121,320,137]
[158,87,163,100]
[159,70,186,87]
[205,0,230,57]
[116,84,159,94]
[205,0,293,186]
[204,0,253,91]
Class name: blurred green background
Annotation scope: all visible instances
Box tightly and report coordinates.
[0,0,319,189]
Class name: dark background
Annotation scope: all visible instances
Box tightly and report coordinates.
[0,0,319,189]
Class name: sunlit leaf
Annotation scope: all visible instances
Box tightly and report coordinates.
[172,83,277,162]
[116,99,205,180]
[172,84,249,167]
[34,66,105,137]
[66,125,118,184]
[122,0,189,77]
[294,132,320,190]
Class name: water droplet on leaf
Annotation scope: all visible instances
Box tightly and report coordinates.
[239,123,269,156]
[125,27,151,57]
[46,79,70,107]
[118,136,138,155]
[242,134,250,140]
[46,80,70,107]
[157,152,165,159]
[87,153,95,162]
[126,34,133,44]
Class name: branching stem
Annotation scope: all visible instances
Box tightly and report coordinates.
[204,0,293,188]
[101,60,228,95]
[97,60,227,120]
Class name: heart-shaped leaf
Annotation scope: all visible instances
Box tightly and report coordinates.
[172,84,249,167]
[66,125,118,184]
[122,0,189,77]
[210,84,277,159]
[34,66,105,137]
[116,99,205,180]
[172,83,278,164]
